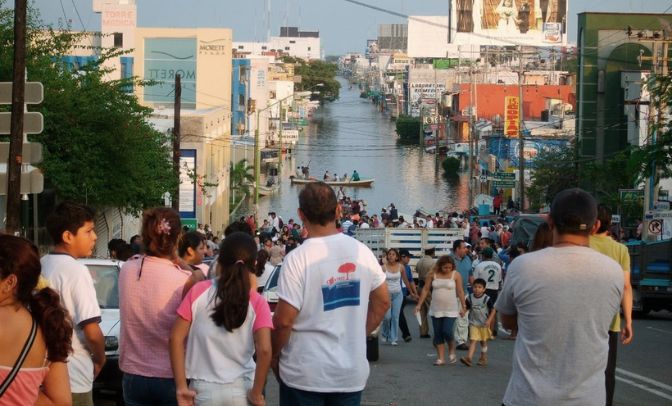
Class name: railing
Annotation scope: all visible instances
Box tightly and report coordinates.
[354,228,464,269]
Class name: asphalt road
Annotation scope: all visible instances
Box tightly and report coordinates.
[96,307,672,405]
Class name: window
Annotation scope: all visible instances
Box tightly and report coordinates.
[261,46,267,50]
[289,40,296,44]
[238,45,244,49]
[113,33,123,48]
[308,47,311,51]
[285,46,290,51]
[239,94,245,106]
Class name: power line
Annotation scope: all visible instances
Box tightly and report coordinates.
[70,0,86,31]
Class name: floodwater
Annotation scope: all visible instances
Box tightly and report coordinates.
[243,77,469,222]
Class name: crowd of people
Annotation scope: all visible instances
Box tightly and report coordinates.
[0,183,633,406]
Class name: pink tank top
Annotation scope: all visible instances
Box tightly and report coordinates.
[0,366,49,405]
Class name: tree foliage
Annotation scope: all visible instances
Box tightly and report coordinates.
[282,56,340,102]
[229,159,254,202]
[528,141,640,216]
[0,3,175,213]
[395,115,420,142]
[630,74,672,182]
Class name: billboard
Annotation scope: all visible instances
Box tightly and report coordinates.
[409,83,446,117]
[144,38,197,109]
[504,96,520,137]
[407,2,568,57]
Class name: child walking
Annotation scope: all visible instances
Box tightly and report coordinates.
[460,278,496,367]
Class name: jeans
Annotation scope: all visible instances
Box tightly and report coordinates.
[432,316,456,346]
[190,377,252,406]
[381,290,403,343]
[279,381,362,406]
[122,373,178,406]
[398,295,411,339]
[605,331,618,406]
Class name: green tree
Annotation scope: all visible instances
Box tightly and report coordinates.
[528,141,640,214]
[0,3,175,213]
[283,56,340,101]
[395,115,421,142]
[229,159,254,203]
[630,73,672,181]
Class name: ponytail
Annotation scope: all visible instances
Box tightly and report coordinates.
[210,232,256,332]
[29,287,73,362]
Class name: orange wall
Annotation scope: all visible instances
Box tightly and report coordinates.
[458,84,575,120]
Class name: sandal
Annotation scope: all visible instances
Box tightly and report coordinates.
[433,359,446,366]
[448,355,457,364]
[460,357,472,367]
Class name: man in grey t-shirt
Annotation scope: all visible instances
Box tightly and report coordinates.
[495,188,623,406]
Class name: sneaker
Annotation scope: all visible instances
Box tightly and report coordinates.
[448,355,457,364]
[391,341,398,346]
[456,344,469,351]
[433,359,446,366]
[403,336,412,343]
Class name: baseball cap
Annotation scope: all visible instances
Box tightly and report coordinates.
[550,188,597,233]
[398,248,411,257]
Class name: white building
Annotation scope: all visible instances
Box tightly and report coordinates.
[234,26,321,61]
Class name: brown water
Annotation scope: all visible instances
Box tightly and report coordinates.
[242,78,469,222]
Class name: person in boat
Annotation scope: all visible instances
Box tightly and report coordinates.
[323,171,330,181]
[342,173,348,182]
[333,171,339,182]
[351,170,361,182]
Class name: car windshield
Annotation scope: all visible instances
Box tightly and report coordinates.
[88,264,120,309]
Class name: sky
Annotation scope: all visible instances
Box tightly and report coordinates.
[29,0,672,55]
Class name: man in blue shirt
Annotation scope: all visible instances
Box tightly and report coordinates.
[398,249,418,342]
[451,240,473,350]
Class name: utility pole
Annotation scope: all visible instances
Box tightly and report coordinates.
[518,47,526,212]
[6,0,27,235]
[278,99,283,177]
[171,74,181,211]
[418,106,425,146]
[254,110,260,205]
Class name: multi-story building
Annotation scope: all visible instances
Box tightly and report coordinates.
[234,26,321,61]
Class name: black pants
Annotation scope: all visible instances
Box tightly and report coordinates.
[399,295,411,339]
[606,331,618,406]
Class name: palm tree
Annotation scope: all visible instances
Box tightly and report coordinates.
[230,159,255,203]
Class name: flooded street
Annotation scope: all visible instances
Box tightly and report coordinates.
[248,78,469,220]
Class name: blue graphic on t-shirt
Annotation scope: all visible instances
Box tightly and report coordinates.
[322,280,361,311]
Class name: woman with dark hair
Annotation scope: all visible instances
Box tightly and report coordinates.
[179,231,209,280]
[118,207,193,405]
[531,222,553,251]
[415,255,467,365]
[170,232,272,406]
[0,235,72,405]
[380,248,416,346]
[255,249,274,292]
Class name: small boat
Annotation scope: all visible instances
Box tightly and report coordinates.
[258,184,280,196]
[290,177,375,187]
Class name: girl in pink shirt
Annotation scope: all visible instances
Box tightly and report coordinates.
[170,232,273,406]
[0,235,72,406]
[119,208,193,405]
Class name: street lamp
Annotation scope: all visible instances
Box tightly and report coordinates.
[254,82,324,204]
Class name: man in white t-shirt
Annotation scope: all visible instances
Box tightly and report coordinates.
[495,189,623,406]
[272,182,390,405]
[41,203,106,406]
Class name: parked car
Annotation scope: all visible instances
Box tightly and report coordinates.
[260,263,380,361]
[79,258,123,399]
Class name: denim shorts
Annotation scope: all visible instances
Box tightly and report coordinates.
[279,380,362,406]
[431,316,456,346]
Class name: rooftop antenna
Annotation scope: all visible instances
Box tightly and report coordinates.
[266,0,271,41]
